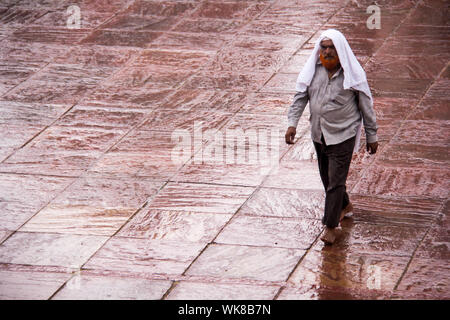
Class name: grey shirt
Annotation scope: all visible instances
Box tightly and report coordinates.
[288,62,378,145]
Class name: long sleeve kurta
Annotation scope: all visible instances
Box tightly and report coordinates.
[288,62,378,146]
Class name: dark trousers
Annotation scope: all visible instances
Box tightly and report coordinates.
[313,135,355,228]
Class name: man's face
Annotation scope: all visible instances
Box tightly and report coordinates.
[319,39,340,70]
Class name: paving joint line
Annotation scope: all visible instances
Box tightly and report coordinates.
[177,184,262,277]
[48,185,169,299]
[392,191,448,292]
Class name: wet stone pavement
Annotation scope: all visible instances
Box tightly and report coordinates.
[0,0,448,300]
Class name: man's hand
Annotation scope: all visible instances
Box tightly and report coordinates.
[366,141,378,154]
[285,126,296,144]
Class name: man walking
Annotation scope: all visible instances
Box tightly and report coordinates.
[285,29,378,245]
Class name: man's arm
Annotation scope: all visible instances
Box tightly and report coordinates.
[358,91,379,153]
[285,91,309,144]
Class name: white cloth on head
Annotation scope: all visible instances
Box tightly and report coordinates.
[295,29,372,152]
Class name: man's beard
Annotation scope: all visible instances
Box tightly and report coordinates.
[320,53,340,70]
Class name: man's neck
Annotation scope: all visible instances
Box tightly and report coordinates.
[326,64,341,79]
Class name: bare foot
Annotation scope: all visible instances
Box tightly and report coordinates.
[320,227,336,245]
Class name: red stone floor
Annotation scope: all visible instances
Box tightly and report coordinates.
[0,0,448,300]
